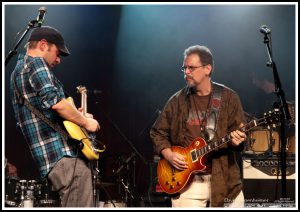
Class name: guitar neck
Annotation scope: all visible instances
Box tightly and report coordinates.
[81,92,87,116]
[198,116,270,156]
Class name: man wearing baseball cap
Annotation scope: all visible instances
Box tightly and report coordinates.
[10,26,100,207]
[28,26,70,56]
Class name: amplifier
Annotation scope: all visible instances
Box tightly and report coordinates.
[243,156,295,207]
[243,156,295,179]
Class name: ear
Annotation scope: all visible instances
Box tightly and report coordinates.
[38,39,48,52]
[205,64,212,76]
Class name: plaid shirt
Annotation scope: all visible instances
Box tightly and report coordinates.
[10,54,78,178]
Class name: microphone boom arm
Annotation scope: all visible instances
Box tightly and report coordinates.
[5,20,37,66]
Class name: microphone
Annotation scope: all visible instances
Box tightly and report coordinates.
[259,25,271,35]
[37,6,47,27]
[87,89,102,95]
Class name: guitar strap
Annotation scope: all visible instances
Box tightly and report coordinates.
[12,71,70,141]
[205,82,224,142]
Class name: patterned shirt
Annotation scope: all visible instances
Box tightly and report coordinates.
[10,54,78,178]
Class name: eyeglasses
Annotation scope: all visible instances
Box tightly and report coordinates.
[180,65,207,73]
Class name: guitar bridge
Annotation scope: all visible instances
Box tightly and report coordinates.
[91,139,106,153]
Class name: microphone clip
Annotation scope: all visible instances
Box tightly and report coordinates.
[260,25,271,35]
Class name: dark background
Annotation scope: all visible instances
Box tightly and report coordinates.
[3,4,296,203]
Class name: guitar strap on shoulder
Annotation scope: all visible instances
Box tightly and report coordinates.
[205,82,224,142]
[12,71,70,141]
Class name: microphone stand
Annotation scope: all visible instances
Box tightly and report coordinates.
[113,152,136,176]
[5,20,39,66]
[105,115,147,165]
[92,160,101,207]
[262,32,291,198]
[112,152,136,206]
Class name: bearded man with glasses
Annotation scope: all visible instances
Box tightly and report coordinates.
[150,45,246,207]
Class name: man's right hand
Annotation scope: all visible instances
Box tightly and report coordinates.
[84,117,100,132]
[52,98,100,132]
[161,148,188,171]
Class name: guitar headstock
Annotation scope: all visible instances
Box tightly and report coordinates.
[258,108,280,129]
[76,85,87,94]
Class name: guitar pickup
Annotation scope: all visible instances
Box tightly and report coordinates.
[190,149,197,162]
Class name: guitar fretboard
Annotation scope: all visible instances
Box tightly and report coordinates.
[196,109,279,156]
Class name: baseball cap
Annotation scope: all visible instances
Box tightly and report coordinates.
[28,26,70,56]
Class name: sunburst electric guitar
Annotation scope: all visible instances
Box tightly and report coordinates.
[63,86,105,160]
[157,109,280,194]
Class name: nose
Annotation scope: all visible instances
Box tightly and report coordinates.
[183,68,192,74]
